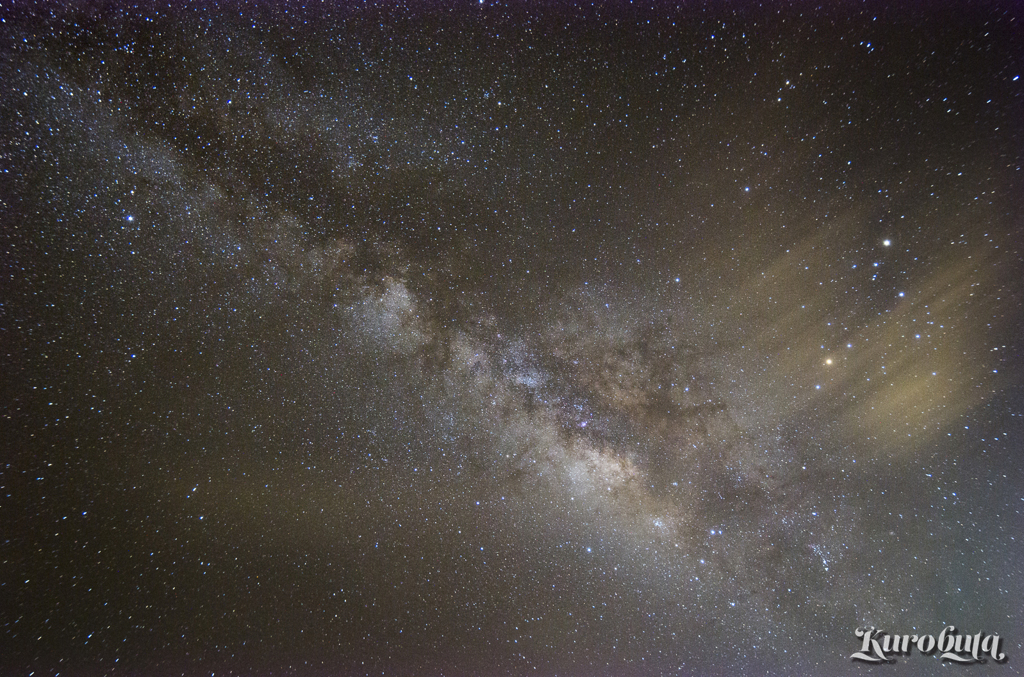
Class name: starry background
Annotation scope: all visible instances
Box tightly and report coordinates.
[2,1,1023,675]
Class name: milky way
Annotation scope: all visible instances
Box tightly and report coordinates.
[2,2,1022,675]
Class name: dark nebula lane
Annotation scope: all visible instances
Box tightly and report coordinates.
[2,2,1022,675]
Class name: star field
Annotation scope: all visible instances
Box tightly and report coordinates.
[2,2,1023,675]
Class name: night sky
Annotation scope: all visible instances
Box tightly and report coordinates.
[2,1,1023,675]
